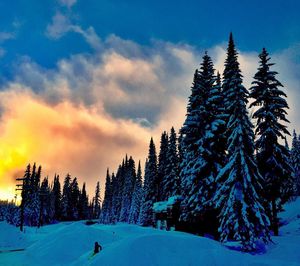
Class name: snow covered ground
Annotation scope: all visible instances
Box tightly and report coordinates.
[0,198,300,266]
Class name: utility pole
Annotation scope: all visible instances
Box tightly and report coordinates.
[15,177,26,232]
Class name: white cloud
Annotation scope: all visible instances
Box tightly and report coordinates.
[0,32,15,43]
[46,12,72,39]
[70,25,102,51]
[46,12,102,51]
[58,0,77,8]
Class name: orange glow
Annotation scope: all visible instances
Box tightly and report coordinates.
[0,89,151,199]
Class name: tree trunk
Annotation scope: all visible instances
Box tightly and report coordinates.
[272,199,279,236]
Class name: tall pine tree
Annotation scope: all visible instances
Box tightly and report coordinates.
[162,127,180,200]
[129,161,143,224]
[214,35,270,251]
[250,48,292,236]
[139,138,158,226]
[100,170,111,223]
[157,132,169,201]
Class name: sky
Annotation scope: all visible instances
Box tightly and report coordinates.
[0,0,300,200]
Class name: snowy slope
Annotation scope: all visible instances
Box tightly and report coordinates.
[0,198,299,266]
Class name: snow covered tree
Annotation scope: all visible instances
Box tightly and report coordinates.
[110,168,121,223]
[214,35,270,251]
[139,138,158,226]
[250,48,292,236]
[157,132,169,201]
[69,177,80,220]
[180,53,225,234]
[290,131,300,195]
[120,157,136,222]
[78,182,89,220]
[61,174,72,220]
[180,68,203,222]
[100,170,112,223]
[52,174,62,220]
[39,177,52,226]
[94,181,102,219]
[162,127,180,200]
[129,161,143,224]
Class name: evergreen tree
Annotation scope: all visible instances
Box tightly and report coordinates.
[35,165,41,191]
[70,177,80,220]
[250,48,292,235]
[291,132,300,195]
[112,163,125,222]
[181,53,225,228]
[39,177,52,226]
[129,161,143,224]
[111,168,121,223]
[100,170,112,223]
[61,174,72,220]
[157,132,169,201]
[94,181,102,219]
[26,163,42,226]
[163,127,180,200]
[139,138,158,226]
[52,174,62,220]
[214,35,270,251]
[78,182,89,220]
[120,157,136,222]
[180,59,210,222]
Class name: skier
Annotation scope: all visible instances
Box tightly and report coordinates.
[93,241,102,255]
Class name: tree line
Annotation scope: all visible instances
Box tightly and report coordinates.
[2,163,104,228]
[100,33,300,251]
[2,33,300,251]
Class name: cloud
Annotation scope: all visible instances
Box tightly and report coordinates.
[46,12,72,39]
[0,30,16,59]
[58,0,77,8]
[0,33,299,199]
[46,11,102,51]
[0,32,15,43]
[273,44,300,135]
[70,26,102,51]
[0,88,151,199]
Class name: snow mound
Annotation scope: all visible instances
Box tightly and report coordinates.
[25,221,121,265]
[0,222,27,250]
[89,231,246,266]
[280,197,300,225]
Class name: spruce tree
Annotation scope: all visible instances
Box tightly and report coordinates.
[139,138,158,226]
[78,183,89,220]
[100,170,112,223]
[291,131,300,195]
[157,132,169,201]
[214,35,270,251]
[61,174,72,220]
[250,48,292,236]
[120,157,136,222]
[163,127,180,200]
[94,181,102,219]
[39,177,52,225]
[52,174,62,221]
[181,53,225,227]
[129,161,143,224]
[70,177,80,220]
[111,168,121,223]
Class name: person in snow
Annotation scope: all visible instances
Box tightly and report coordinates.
[93,241,102,254]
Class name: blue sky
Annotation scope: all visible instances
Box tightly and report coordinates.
[0,0,299,76]
[0,0,300,199]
